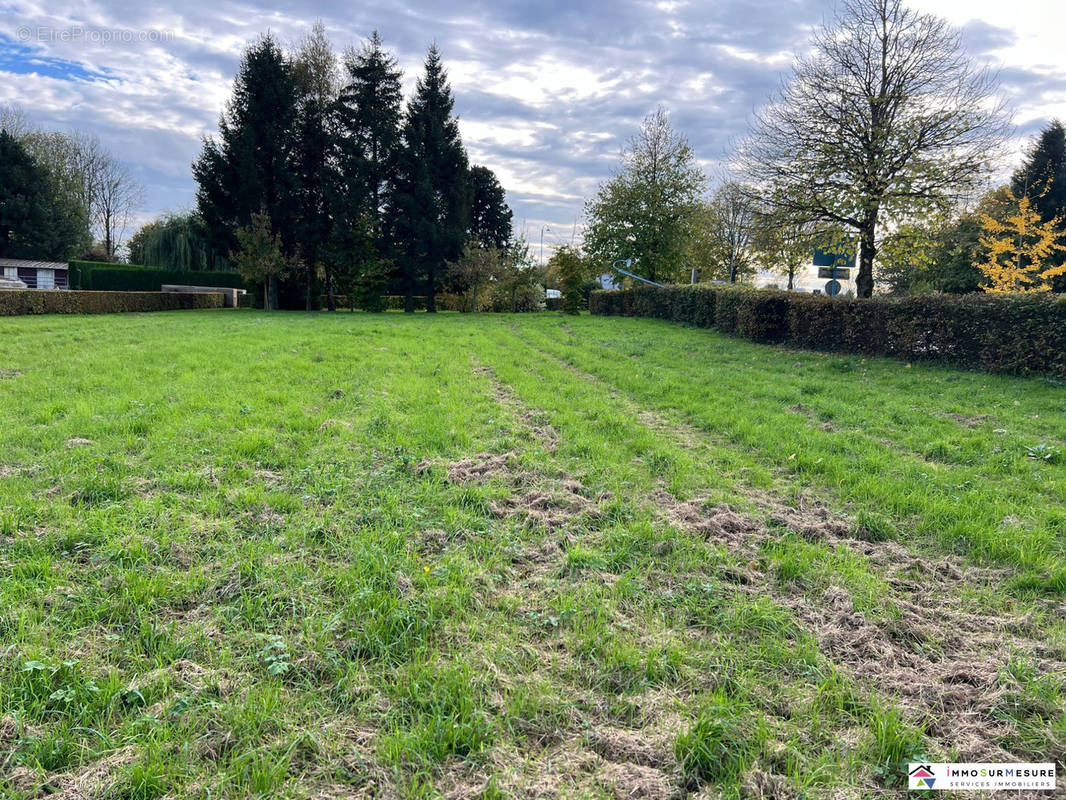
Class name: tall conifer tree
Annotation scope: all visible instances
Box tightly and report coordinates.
[291,22,339,310]
[193,34,298,307]
[330,32,403,308]
[468,165,512,249]
[1011,120,1066,289]
[388,45,470,312]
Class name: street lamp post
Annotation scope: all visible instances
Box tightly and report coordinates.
[540,225,551,265]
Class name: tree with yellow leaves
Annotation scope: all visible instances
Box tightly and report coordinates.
[975,187,1066,292]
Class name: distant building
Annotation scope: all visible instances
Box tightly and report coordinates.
[0,258,70,290]
[755,243,859,295]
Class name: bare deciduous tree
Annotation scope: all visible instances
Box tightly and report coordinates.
[735,0,1011,297]
[96,156,144,260]
[0,104,31,137]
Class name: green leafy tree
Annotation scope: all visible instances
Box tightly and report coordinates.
[584,107,704,283]
[194,34,299,307]
[704,182,757,284]
[230,210,290,309]
[388,45,470,313]
[879,188,1012,295]
[484,238,545,312]
[335,32,403,233]
[126,212,226,271]
[325,214,387,312]
[447,240,507,312]
[468,165,512,248]
[736,0,1010,297]
[9,130,93,260]
[549,245,588,314]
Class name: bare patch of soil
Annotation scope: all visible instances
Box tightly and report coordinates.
[65,437,93,448]
[445,452,518,484]
[943,412,991,429]
[490,484,598,531]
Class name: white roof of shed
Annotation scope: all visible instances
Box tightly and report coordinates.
[0,258,68,270]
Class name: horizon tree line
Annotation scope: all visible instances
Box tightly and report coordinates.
[191,26,514,311]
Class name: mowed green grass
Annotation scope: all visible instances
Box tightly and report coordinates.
[0,310,1063,799]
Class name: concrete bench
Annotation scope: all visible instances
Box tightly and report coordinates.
[161,285,247,308]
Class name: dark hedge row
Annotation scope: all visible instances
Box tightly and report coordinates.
[70,261,253,293]
[590,285,1066,377]
[0,290,224,316]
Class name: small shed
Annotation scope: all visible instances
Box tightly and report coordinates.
[0,258,70,289]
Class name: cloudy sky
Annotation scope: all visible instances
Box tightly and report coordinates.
[1,0,1063,258]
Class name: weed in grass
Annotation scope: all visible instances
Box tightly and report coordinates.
[866,704,928,787]
[853,510,896,543]
[675,694,763,788]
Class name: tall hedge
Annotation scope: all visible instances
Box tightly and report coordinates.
[69,261,253,293]
[589,285,1066,377]
[0,290,224,316]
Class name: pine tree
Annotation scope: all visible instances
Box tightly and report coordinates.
[193,34,298,308]
[1011,120,1066,289]
[291,22,339,310]
[0,131,50,259]
[331,32,403,309]
[388,45,470,312]
[468,165,512,249]
[335,32,403,232]
[1012,121,1066,224]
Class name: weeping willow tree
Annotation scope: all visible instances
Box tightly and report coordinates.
[126,212,230,270]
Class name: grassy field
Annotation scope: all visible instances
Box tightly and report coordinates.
[0,310,1064,799]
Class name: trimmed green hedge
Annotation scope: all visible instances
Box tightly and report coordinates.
[70,261,253,293]
[0,290,224,316]
[590,285,1066,376]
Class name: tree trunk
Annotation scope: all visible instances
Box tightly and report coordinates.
[787,267,794,291]
[856,212,878,298]
[268,276,278,310]
[263,281,269,311]
[326,271,336,312]
[426,265,437,313]
[305,266,313,312]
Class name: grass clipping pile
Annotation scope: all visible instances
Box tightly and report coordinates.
[657,488,1063,766]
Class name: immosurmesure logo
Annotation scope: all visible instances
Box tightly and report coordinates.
[908,764,936,789]
[907,763,1056,791]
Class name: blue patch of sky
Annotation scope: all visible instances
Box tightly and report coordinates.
[0,35,112,81]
